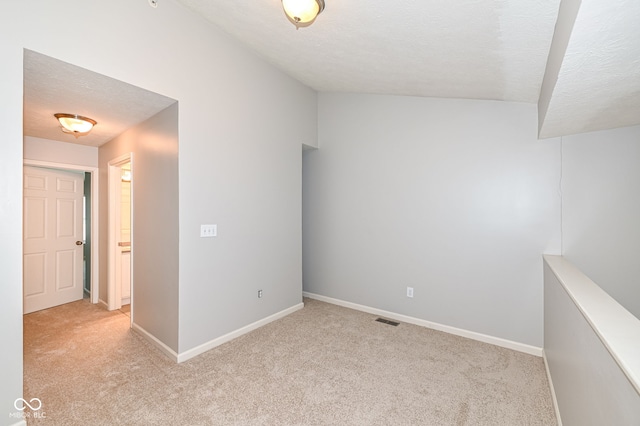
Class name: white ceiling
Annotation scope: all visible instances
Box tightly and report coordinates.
[23,50,176,147]
[539,0,640,138]
[174,0,640,139]
[178,0,561,103]
[23,1,640,143]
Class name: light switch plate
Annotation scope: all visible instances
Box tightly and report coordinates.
[200,224,217,237]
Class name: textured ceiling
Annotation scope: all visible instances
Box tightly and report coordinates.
[177,0,561,103]
[23,1,640,142]
[23,50,176,147]
[539,0,640,138]
[175,0,640,138]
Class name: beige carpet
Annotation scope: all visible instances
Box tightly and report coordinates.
[23,298,556,425]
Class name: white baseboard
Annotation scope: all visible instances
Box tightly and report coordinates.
[542,349,563,425]
[132,323,179,363]
[176,303,304,363]
[97,299,108,309]
[303,292,543,357]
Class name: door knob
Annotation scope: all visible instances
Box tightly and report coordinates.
[76,241,84,246]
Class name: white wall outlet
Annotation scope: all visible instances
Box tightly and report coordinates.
[200,224,217,238]
[407,287,414,298]
[258,289,263,299]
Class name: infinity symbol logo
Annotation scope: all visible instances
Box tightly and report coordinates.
[14,398,42,411]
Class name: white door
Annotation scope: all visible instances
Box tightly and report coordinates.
[23,166,85,314]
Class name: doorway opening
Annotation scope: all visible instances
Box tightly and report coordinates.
[108,153,133,323]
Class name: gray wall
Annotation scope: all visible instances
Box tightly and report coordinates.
[99,103,179,352]
[175,40,317,353]
[0,74,23,421]
[2,0,317,416]
[304,93,561,347]
[544,256,640,425]
[562,124,640,318]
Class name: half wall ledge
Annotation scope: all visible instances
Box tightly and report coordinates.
[543,254,640,424]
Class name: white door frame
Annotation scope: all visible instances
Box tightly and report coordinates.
[108,153,133,315]
[23,159,100,305]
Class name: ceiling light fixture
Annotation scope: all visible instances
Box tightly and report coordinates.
[282,0,325,29]
[54,113,97,138]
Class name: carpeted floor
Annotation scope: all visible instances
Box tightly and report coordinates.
[23,298,556,425]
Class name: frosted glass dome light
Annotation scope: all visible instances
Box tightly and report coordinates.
[282,0,325,29]
[55,113,97,137]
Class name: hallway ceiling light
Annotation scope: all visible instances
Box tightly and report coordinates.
[282,0,325,29]
[54,113,97,138]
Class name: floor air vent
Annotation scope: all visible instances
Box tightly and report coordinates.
[375,318,400,326]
